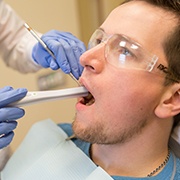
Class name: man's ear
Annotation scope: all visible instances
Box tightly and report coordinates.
[155,84,180,119]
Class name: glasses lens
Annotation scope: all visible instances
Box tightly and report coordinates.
[88,29,158,72]
[106,34,158,72]
[88,29,179,83]
[88,29,105,49]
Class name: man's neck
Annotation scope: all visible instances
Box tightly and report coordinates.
[90,123,171,177]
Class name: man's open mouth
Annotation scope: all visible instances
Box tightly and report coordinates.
[81,92,95,106]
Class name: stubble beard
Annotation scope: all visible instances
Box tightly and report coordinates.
[72,116,148,145]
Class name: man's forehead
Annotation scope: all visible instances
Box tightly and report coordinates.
[103,1,176,29]
[101,1,177,46]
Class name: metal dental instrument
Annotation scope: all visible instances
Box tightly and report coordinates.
[11,87,88,107]
[24,23,80,85]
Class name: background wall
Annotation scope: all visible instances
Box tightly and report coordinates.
[1,0,124,152]
[77,0,124,45]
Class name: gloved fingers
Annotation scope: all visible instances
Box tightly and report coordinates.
[0,88,27,107]
[42,31,85,78]
[46,38,82,79]
[59,32,86,55]
[0,107,25,122]
[44,39,71,74]
[32,43,52,68]
[55,45,71,74]
[40,30,86,53]
[33,36,59,70]
[56,34,85,78]
[0,86,13,93]
[0,121,17,135]
[72,43,85,76]
[60,38,85,78]
[57,39,81,79]
[41,30,60,41]
[53,32,86,69]
[57,31,85,48]
[69,43,85,76]
[49,58,59,70]
[0,131,14,149]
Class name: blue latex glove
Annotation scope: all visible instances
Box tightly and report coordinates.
[32,30,86,80]
[0,86,27,149]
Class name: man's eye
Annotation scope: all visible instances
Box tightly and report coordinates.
[121,48,131,56]
[119,47,133,57]
[117,47,137,63]
[95,38,102,45]
[88,38,103,49]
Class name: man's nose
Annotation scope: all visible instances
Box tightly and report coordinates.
[80,44,106,74]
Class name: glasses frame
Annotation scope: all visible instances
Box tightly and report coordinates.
[88,28,179,84]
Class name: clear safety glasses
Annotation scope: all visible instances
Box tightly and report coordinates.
[88,28,179,83]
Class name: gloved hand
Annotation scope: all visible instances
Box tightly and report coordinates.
[32,30,86,79]
[0,86,27,149]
